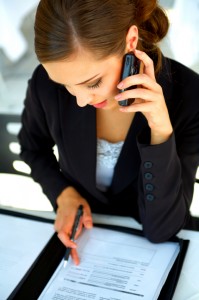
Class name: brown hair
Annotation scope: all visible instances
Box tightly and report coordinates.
[34,0,169,74]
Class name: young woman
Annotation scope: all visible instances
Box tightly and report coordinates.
[19,0,199,264]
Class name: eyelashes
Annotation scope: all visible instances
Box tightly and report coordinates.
[88,79,102,89]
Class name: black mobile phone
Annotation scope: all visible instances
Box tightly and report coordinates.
[118,52,140,107]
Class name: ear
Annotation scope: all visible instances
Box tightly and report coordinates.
[125,25,138,52]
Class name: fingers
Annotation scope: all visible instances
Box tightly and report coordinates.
[82,204,93,229]
[115,86,161,104]
[117,73,160,95]
[56,212,81,246]
[117,49,155,89]
[116,49,157,93]
[54,207,73,234]
[70,248,80,265]
[119,101,155,113]
[54,187,93,264]
[116,50,161,108]
[134,49,156,80]
[55,203,93,264]
[115,50,165,116]
[115,49,173,141]
[58,241,80,265]
[57,229,77,249]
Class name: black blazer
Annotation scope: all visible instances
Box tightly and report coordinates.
[18,56,199,242]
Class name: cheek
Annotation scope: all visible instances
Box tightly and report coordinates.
[100,84,118,99]
[107,75,120,95]
[99,85,116,98]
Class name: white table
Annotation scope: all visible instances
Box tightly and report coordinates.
[0,173,53,213]
[0,173,199,300]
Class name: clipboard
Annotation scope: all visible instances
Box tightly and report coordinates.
[1,208,189,300]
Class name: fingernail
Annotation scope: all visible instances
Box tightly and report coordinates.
[85,221,93,228]
[117,82,124,89]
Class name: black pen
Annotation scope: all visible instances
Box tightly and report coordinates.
[63,205,83,268]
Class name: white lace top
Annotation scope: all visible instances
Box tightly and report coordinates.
[96,138,124,191]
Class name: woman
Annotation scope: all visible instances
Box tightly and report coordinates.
[19,0,199,264]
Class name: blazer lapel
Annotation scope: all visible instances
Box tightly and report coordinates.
[58,91,110,203]
[59,94,96,185]
[111,112,147,194]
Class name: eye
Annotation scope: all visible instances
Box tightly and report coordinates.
[88,79,102,89]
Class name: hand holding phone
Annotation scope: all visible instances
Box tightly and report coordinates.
[118,52,140,107]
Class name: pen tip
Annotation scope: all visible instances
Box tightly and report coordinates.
[63,261,68,268]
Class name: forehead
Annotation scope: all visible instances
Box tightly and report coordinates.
[43,50,122,85]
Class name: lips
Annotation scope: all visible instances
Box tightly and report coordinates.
[92,100,107,108]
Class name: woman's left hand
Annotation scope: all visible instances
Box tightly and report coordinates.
[115,49,173,145]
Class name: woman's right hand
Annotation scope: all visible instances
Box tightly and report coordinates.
[54,186,93,265]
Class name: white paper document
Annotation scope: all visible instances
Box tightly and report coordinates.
[0,213,54,300]
[39,227,180,300]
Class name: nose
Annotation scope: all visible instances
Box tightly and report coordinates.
[76,92,94,107]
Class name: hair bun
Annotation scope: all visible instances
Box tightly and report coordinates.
[134,0,169,73]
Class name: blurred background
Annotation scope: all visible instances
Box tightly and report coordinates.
[0,0,199,216]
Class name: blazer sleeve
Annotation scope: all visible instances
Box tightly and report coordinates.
[137,133,185,242]
[136,67,199,243]
[18,66,70,210]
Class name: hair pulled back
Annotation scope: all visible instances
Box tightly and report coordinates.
[34,0,169,74]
